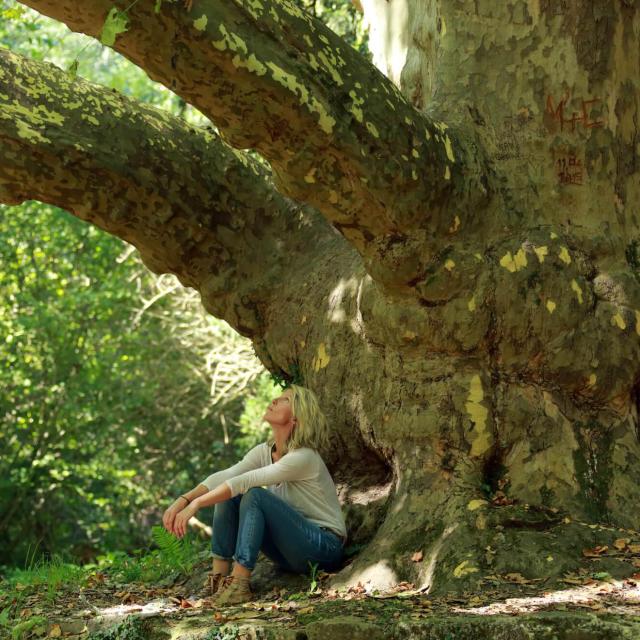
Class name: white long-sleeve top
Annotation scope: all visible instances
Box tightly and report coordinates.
[199,443,347,540]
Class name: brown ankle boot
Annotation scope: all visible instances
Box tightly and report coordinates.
[206,571,226,598]
[215,575,253,605]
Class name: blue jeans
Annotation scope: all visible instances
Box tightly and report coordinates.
[211,487,344,574]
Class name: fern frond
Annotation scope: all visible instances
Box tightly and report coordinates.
[150,525,198,575]
[151,526,183,561]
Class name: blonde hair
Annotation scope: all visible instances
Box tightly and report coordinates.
[269,384,330,455]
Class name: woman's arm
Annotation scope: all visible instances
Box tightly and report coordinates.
[172,482,232,538]
[226,448,318,497]
[194,482,232,509]
[162,444,264,538]
[162,484,210,535]
[198,444,264,491]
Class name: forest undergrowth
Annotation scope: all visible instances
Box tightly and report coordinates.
[3,528,640,640]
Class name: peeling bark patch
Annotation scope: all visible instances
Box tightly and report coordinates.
[265,62,335,134]
[558,246,572,264]
[212,24,248,54]
[612,312,626,330]
[444,135,455,162]
[465,375,490,457]
[312,342,330,370]
[193,14,208,30]
[534,246,548,263]
[243,0,264,20]
[453,560,479,578]
[571,279,584,304]
[467,499,487,511]
[499,249,527,273]
[14,120,50,143]
[348,89,364,123]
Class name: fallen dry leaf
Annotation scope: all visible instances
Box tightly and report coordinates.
[397,581,415,590]
[179,599,194,609]
[347,582,366,595]
[298,606,315,615]
[411,551,423,562]
[628,544,640,554]
[227,611,264,621]
[582,546,608,558]
[491,491,515,506]
[48,624,62,638]
[502,573,539,584]
[614,538,629,550]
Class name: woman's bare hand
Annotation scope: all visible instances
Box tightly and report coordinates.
[173,502,198,538]
[162,498,187,534]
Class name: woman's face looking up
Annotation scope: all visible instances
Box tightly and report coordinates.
[263,389,294,426]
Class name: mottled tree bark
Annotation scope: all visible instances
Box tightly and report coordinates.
[2,0,640,595]
[0,47,337,338]
[16,0,490,293]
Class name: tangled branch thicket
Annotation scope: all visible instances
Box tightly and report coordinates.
[129,259,267,415]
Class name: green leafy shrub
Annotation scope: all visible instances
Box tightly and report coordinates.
[150,525,198,574]
[10,616,47,640]
[3,553,86,601]
[92,527,201,584]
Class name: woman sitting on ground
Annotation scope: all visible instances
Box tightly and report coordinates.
[162,384,347,605]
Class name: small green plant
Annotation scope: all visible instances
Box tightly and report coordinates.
[10,615,47,640]
[88,530,204,585]
[307,561,319,595]
[3,553,86,602]
[269,362,304,389]
[592,571,613,581]
[151,525,198,573]
[0,607,11,627]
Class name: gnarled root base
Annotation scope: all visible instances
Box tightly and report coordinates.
[333,492,640,596]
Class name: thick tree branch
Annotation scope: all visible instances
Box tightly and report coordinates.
[17,0,490,289]
[0,46,335,337]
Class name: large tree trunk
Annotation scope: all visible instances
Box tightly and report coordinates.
[2,0,640,595]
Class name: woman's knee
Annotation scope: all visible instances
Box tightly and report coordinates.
[213,494,241,519]
[239,487,268,508]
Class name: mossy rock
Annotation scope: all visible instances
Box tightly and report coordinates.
[88,610,640,640]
